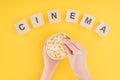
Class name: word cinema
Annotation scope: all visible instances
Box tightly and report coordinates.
[14,9,110,37]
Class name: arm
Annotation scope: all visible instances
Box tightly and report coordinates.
[40,42,60,80]
[76,64,92,80]
[40,66,56,80]
[62,39,92,80]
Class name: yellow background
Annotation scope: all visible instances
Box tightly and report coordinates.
[0,0,120,80]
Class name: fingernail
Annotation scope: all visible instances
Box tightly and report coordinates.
[65,36,70,39]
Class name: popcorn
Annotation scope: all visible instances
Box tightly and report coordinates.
[46,33,71,60]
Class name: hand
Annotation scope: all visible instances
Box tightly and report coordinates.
[62,39,92,80]
[40,41,60,80]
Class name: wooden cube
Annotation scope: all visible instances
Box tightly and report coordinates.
[48,10,61,23]
[80,14,96,29]
[95,22,110,37]
[14,20,30,35]
[66,9,80,23]
[30,13,44,28]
